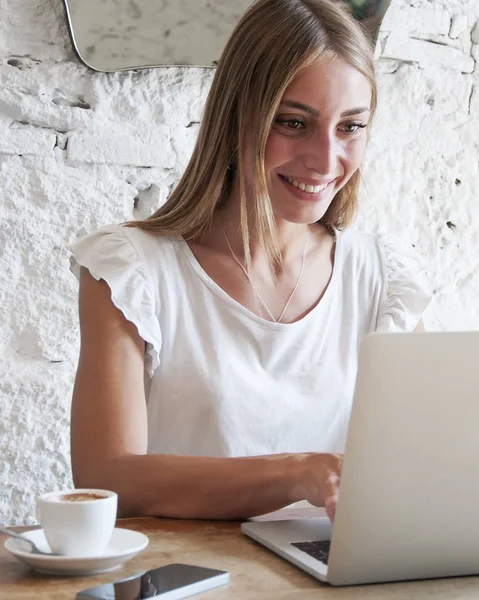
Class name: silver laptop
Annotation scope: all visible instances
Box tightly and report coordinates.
[242,332,479,586]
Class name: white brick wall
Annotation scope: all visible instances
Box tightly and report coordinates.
[0,129,56,156]
[382,35,474,71]
[67,126,176,167]
[0,0,478,525]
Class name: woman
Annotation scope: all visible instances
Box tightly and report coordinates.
[70,0,430,522]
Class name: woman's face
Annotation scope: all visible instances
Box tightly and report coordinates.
[262,56,372,225]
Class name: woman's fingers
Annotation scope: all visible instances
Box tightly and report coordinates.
[300,453,343,516]
[324,457,341,522]
[325,494,338,522]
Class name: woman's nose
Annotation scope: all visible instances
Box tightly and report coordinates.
[302,131,339,177]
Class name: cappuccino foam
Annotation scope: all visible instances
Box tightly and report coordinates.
[54,492,107,502]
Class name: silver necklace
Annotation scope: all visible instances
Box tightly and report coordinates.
[222,227,310,323]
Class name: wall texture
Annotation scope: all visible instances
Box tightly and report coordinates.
[0,0,478,525]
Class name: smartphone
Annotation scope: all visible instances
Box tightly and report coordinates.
[76,563,229,600]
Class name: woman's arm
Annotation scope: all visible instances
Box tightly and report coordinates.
[71,268,340,520]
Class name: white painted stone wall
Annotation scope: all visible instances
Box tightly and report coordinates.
[0,0,478,525]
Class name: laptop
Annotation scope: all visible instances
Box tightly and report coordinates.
[242,332,479,586]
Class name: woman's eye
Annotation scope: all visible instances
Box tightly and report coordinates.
[341,122,368,134]
[275,118,306,131]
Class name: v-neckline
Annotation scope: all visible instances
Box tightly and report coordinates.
[176,231,342,330]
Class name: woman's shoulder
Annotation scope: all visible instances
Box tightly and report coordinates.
[69,223,168,376]
[71,222,181,272]
[337,228,420,274]
[336,227,429,296]
[106,222,179,252]
[337,227,383,248]
[336,228,431,331]
[336,227,384,270]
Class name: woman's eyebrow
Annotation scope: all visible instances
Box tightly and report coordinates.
[340,107,371,117]
[280,100,319,115]
[280,100,370,117]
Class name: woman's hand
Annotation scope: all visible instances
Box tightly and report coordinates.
[292,453,343,522]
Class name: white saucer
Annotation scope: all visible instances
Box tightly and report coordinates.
[4,527,149,576]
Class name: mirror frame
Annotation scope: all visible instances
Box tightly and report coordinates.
[61,0,211,73]
[62,0,391,73]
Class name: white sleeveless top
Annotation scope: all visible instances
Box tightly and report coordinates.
[71,224,431,457]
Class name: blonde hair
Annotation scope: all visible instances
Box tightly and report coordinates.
[127,0,377,271]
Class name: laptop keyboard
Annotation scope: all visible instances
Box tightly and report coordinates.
[291,540,331,565]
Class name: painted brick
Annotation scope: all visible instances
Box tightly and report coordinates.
[450,15,468,39]
[382,6,451,36]
[0,128,55,156]
[383,34,475,72]
[67,126,175,167]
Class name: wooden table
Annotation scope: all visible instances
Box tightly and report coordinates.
[2,517,479,599]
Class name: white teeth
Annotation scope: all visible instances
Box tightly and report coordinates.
[285,176,329,194]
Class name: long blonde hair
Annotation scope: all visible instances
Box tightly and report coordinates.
[127,0,377,270]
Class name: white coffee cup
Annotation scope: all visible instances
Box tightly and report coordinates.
[36,488,118,556]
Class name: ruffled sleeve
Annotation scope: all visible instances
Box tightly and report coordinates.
[70,224,162,377]
[376,236,432,332]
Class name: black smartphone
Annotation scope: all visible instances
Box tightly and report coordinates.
[76,563,229,600]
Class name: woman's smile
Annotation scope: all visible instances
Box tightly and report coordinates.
[277,173,336,202]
